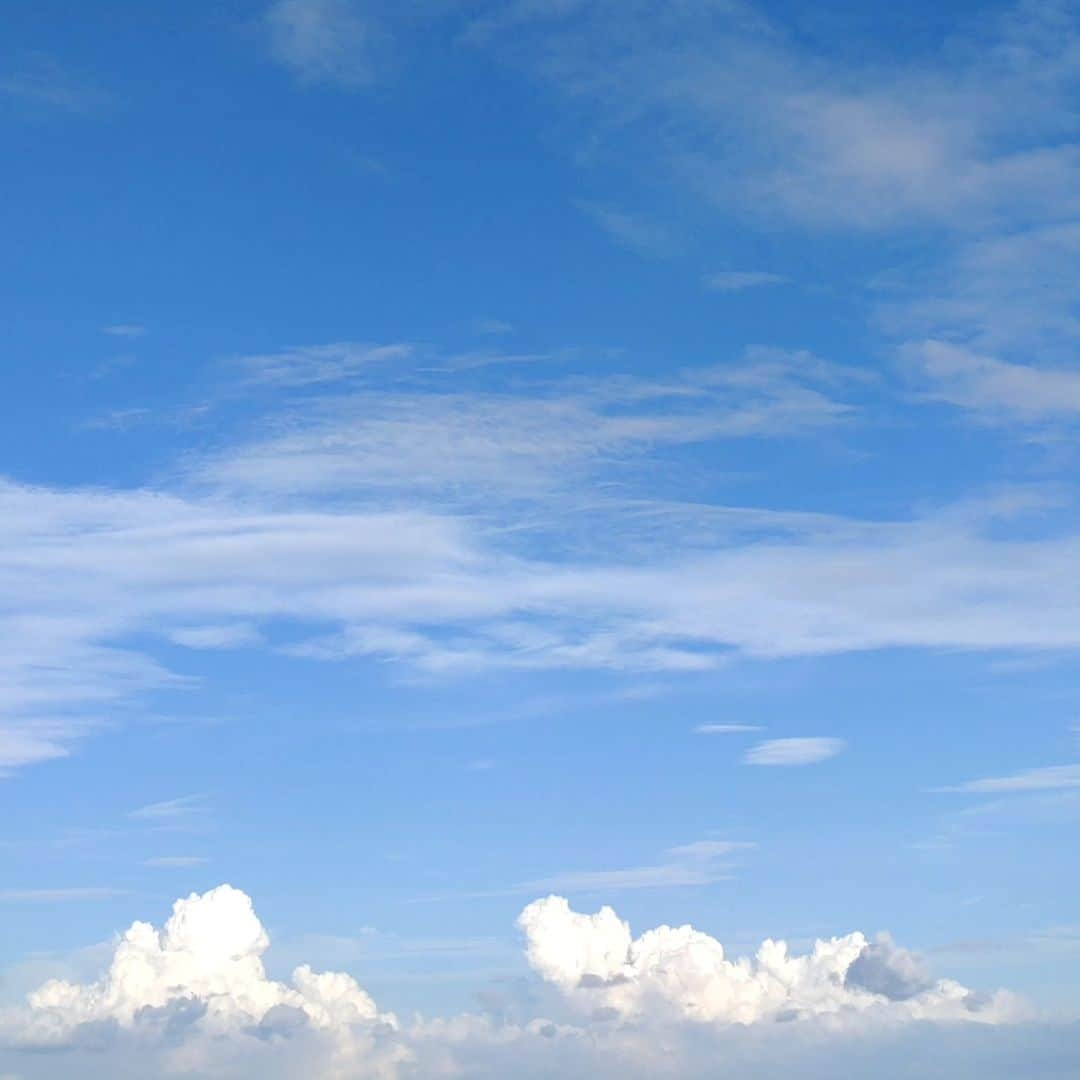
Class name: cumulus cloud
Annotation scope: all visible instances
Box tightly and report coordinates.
[0,886,1027,1079]
[517,894,1012,1025]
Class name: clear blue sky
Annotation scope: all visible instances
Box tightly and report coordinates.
[1,2,1079,1077]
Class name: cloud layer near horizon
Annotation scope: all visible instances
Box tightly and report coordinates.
[0,884,1027,1079]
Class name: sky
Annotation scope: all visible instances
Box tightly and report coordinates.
[1,1,1080,1076]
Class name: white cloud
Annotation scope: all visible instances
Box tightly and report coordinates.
[470,1,1080,230]
[937,763,1080,794]
[0,889,124,904]
[578,203,680,258]
[101,325,146,339]
[0,885,1026,1078]
[506,840,753,895]
[264,0,385,87]
[0,56,110,111]
[518,894,1013,1025]
[693,723,762,735]
[198,350,856,497]
[906,340,1080,421]
[10,460,1080,775]
[167,623,262,650]
[743,738,845,766]
[129,795,209,823]
[231,342,412,387]
[705,271,787,292]
[475,319,514,336]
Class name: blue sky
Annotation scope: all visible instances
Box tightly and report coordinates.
[2,1,1080,1076]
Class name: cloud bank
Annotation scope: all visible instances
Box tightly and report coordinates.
[0,884,1031,1079]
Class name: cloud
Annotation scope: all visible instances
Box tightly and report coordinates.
[505,840,754,896]
[10,455,1080,775]
[475,319,514,336]
[743,738,845,766]
[0,885,1028,1078]
[936,763,1080,794]
[0,889,125,904]
[231,342,412,387]
[517,894,1012,1025]
[693,723,762,735]
[578,203,680,258]
[905,340,1080,422]
[198,348,857,497]
[129,796,210,823]
[0,56,110,111]
[167,623,262,650]
[264,0,386,87]
[101,325,146,339]
[705,271,787,292]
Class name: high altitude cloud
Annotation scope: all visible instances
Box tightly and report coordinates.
[0,885,1024,1079]
[8,453,1080,776]
[744,737,846,766]
[264,0,385,87]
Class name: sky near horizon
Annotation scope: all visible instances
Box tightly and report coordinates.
[2,1,1080,1076]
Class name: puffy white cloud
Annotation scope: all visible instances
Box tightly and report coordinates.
[517,895,1014,1027]
[0,885,1026,1080]
[13,886,391,1044]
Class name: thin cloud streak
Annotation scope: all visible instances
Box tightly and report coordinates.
[744,738,846,766]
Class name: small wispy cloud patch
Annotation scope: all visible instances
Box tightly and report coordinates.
[129,795,209,823]
[264,0,385,87]
[694,723,763,735]
[142,856,210,869]
[936,764,1080,794]
[474,319,514,336]
[167,623,262,650]
[231,341,412,387]
[579,202,680,258]
[0,887,124,903]
[101,325,146,339]
[706,271,787,292]
[0,55,110,111]
[744,737,845,766]
[503,839,754,895]
[906,340,1080,423]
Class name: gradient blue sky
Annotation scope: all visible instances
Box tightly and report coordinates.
[1,1,1079,1075]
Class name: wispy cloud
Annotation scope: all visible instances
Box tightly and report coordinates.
[694,723,763,735]
[706,271,787,292]
[102,324,147,339]
[906,340,1080,422]
[264,0,385,87]
[474,319,514,336]
[0,887,124,903]
[936,764,1080,794]
[231,342,412,387]
[1,55,110,111]
[167,623,262,650]
[744,737,845,766]
[129,795,209,823]
[142,856,210,869]
[199,347,856,497]
[503,840,754,895]
[578,202,680,258]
